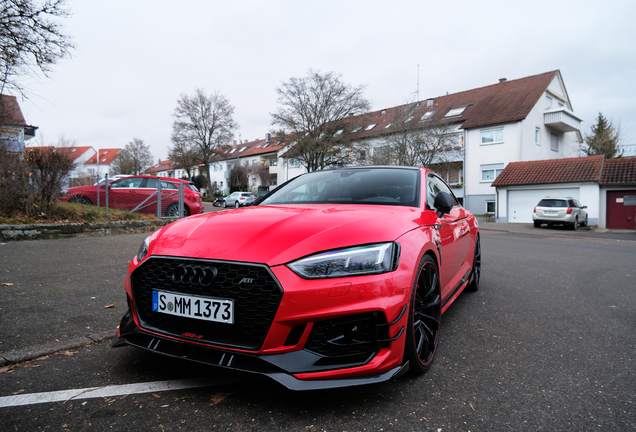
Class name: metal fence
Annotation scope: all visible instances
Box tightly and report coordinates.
[67,175,189,219]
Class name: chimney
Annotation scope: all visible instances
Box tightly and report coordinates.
[266,133,271,144]
[348,112,354,116]
[499,78,507,83]
[426,99,434,107]
[232,140,237,148]
[381,110,386,116]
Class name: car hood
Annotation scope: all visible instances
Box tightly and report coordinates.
[147,204,433,266]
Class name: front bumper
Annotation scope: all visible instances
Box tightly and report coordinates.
[114,255,411,390]
[114,308,409,391]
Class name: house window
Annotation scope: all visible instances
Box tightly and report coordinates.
[546,95,552,110]
[444,106,467,118]
[486,201,496,213]
[481,164,504,182]
[365,123,377,131]
[88,168,95,174]
[420,111,436,121]
[481,127,504,145]
[535,127,541,145]
[550,133,559,152]
[289,158,300,168]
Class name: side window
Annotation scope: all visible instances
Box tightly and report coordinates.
[112,177,143,188]
[568,199,576,208]
[161,181,178,190]
[426,174,458,211]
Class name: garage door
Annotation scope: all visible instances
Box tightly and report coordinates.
[508,188,579,223]
[606,190,636,229]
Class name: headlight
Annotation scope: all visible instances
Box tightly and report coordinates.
[137,236,151,262]
[287,243,398,279]
[59,189,69,196]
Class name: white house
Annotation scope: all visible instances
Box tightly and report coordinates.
[276,70,583,217]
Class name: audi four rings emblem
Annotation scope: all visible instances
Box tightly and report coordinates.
[172,264,218,286]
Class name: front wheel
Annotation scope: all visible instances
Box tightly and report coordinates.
[69,196,93,206]
[581,215,588,227]
[404,255,441,374]
[571,217,578,230]
[222,200,227,208]
[466,236,481,292]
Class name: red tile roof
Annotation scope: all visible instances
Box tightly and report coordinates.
[348,71,560,139]
[146,159,177,173]
[492,156,604,186]
[85,148,121,165]
[27,146,94,163]
[0,95,27,125]
[599,158,636,185]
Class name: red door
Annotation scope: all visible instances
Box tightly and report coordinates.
[606,190,636,229]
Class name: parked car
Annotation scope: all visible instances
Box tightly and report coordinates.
[94,174,131,185]
[58,175,204,217]
[533,197,588,229]
[223,191,255,208]
[113,166,481,390]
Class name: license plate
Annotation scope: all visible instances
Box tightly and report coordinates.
[152,290,234,324]
[544,211,557,215]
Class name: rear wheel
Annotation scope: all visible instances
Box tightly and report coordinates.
[235,201,240,208]
[534,221,541,228]
[68,196,93,205]
[571,217,578,230]
[466,236,481,292]
[405,255,441,374]
[165,203,190,218]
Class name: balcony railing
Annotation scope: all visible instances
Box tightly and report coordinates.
[544,109,581,133]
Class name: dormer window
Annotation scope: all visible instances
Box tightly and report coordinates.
[420,111,436,121]
[444,106,467,118]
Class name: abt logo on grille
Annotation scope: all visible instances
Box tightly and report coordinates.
[239,278,254,284]
[182,332,203,339]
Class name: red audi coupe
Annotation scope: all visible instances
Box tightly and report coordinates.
[113,167,481,390]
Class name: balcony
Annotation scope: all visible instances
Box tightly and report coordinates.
[268,164,278,174]
[544,109,581,133]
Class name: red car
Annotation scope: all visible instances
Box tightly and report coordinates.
[113,167,481,390]
[58,175,204,217]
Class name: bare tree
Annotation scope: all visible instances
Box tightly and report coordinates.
[0,0,74,97]
[580,112,622,159]
[228,164,248,191]
[112,138,153,175]
[271,69,371,172]
[373,105,463,174]
[171,88,237,187]
[167,139,200,179]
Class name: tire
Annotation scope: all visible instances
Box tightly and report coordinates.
[466,235,481,292]
[223,200,227,208]
[235,201,240,208]
[581,215,588,227]
[165,203,190,218]
[68,196,93,205]
[534,221,541,228]
[404,255,441,374]
[571,217,578,230]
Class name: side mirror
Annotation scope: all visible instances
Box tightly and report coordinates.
[434,191,455,217]
[582,205,587,209]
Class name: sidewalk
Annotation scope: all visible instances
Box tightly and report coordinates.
[1,222,634,368]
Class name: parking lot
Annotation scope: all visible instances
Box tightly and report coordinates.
[0,225,635,431]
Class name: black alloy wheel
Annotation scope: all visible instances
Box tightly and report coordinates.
[405,255,441,374]
[466,235,481,292]
[69,196,93,205]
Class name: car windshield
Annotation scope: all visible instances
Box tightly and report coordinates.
[261,168,420,206]
[538,199,568,207]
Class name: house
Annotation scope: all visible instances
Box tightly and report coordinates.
[0,95,38,152]
[26,145,96,184]
[210,134,286,194]
[145,159,199,180]
[492,156,636,229]
[276,70,583,216]
[84,148,121,179]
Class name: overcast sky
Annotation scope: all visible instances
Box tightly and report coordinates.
[18,0,636,162]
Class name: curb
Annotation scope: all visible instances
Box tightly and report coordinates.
[0,330,114,367]
[0,220,174,242]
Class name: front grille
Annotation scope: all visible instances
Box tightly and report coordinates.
[131,256,283,351]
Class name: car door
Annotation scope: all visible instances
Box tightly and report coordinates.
[108,177,146,211]
[426,174,472,299]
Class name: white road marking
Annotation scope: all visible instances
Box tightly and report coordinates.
[0,377,219,408]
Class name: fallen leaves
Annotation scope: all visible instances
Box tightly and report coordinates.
[1,282,14,286]
[209,392,231,406]
[104,304,115,308]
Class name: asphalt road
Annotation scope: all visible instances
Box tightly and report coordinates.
[0,226,635,431]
